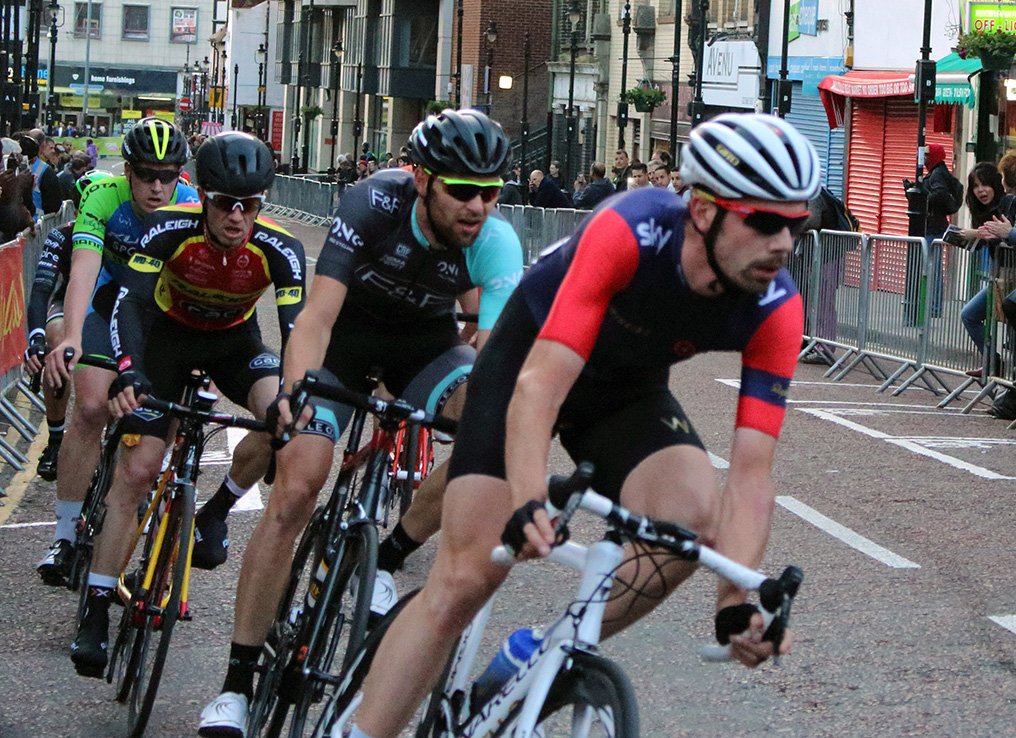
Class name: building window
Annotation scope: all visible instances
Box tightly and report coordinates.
[123,5,149,40]
[74,2,101,39]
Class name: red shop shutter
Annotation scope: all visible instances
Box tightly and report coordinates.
[845,98,887,234]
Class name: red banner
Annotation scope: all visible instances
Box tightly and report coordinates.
[0,239,27,376]
[271,110,284,153]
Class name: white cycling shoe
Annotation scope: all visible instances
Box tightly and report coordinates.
[198,691,248,737]
[370,570,398,618]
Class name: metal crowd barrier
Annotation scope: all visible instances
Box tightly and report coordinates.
[0,202,74,472]
[263,174,343,227]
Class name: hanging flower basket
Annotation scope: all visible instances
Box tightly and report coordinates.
[621,84,666,113]
[301,104,324,120]
[957,29,1016,72]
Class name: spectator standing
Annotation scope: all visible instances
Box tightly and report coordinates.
[612,149,631,192]
[56,151,91,201]
[0,138,34,240]
[498,162,527,206]
[628,160,650,189]
[649,161,674,191]
[572,161,615,210]
[546,160,564,191]
[18,134,62,219]
[85,138,98,169]
[529,169,571,208]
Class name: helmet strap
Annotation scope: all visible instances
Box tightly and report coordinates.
[696,208,744,296]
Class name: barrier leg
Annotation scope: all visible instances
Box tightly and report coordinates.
[0,435,27,469]
[0,397,38,441]
[938,377,977,408]
[17,379,46,413]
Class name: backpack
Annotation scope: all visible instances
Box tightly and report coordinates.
[818,186,861,232]
[944,172,964,215]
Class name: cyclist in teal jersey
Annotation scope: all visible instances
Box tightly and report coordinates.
[38,118,196,587]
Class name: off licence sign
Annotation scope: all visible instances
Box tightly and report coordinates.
[970,2,1016,32]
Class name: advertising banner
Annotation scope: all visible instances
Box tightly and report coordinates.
[0,239,27,376]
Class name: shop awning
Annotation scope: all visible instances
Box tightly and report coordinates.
[817,71,913,128]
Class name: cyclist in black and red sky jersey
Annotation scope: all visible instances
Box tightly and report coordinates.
[70,132,306,679]
[23,170,112,488]
[340,112,822,738]
[198,109,524,737]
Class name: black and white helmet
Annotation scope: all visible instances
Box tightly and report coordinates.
[680,113,820,201]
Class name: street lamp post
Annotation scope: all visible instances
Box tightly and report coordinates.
[46,0,61,131]
[453,0,464,107]
[231,63,238,129]
[353,61,363,145]
[256,43,267,141]
[484,21,497,115]
[520,31,530,176]
[201,56,210,126]
[668,0,682,157]
[565,2,580,186]
[617,0,631,150]
[329,41,342,177]
[689,0,708,127]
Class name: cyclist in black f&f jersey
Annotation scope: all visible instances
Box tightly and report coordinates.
[198,109,524,737]
[344,113,820,738]
[71,133,306,679]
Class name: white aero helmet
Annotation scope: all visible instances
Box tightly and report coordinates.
[679,113,820,202]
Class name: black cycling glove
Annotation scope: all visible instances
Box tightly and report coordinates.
[109,368,152,401]
[24,334,46,363]
[500,500,546,555]
[714,603,760,645]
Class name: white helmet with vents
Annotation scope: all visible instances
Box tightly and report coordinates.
[679,113,820,201]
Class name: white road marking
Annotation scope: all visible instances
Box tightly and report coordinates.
[798,408,1016,480]
[0,521,55,530]
[226,427,264,512]
[988,615,1016,634]
[708,452,729,469]
[776,495,920,569]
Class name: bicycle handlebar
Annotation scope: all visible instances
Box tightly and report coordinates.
[291,370,459,436]
[492,464,804,665]
[141,395,267,432]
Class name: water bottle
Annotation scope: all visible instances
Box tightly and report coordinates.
[472,628,543,707]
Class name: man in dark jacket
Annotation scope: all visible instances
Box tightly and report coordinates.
[498,161,527,205]
[612,149,632,192]
[56,151,90,201]
[572,161,615,209]
[529,169,571,208]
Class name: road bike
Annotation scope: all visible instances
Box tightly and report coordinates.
[102,372,266,737]
[247,370,456,738]
[311,464,804,738]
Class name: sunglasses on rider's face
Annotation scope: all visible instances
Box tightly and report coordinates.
[205,191,266,214]
[130,166,181,184]
[698,190,811,237]
[429,172,502,204]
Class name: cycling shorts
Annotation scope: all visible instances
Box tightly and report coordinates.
[121,317,280,438]
[46,299,64,326]
[447,291,705,501]
[81,309,115,361]
[300,307,474,443]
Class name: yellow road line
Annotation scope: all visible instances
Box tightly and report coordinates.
[0,429,46,527]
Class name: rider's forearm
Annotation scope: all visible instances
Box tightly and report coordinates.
[62,250,102,343]
[281,311,332,392]
[505,371,562,508]
[712,472,777,611]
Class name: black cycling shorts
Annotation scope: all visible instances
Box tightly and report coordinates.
[300,306,474,443]
[447,291,704,501]
[122,317,279,438]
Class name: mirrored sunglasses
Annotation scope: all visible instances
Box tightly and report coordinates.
[131,166,181,184]
[205,191,266,214]
[438,178,501,204]
[701,191,811,237]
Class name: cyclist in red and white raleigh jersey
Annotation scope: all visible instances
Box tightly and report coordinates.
[344,112,821,738]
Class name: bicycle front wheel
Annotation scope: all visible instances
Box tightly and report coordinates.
[532,652,640,738]
[124,481,194,737]
[68,423,121,598]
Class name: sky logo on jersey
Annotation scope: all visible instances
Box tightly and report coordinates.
[369,188,401,215]
[635,218,672,252]
[757,280,788,307]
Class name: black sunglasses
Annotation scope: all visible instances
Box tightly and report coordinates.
[131,166,181,184]
[441,181,501,204]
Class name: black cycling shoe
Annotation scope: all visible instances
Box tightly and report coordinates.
[191,510,229,570]
[37,439,61,481]
[36,539,73,587]
[70,608,109,678]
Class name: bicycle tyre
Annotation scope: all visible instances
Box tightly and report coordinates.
[531,651,640,738]
[395,424,419,518]
[247,507,327,738]
[67,423,121,595]
[286,520,378,738]
[309,589,420,738]
[125,481,194,737]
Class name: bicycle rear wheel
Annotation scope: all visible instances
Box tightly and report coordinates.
[247,507,327,738]
[532,651,639,738]
[285,520,378,737]
[309,589,419,738]
[123,482,194,737]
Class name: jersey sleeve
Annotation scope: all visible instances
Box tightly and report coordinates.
[261,225,307,350]
[736,289,804,438]
[536,208,640,359]
[464,216,524,330]
[72,177,123,255]
[314,181,375,285]
[26,225,69,338]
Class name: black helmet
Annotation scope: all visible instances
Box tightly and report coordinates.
[195,132,275,196]
[121,117,188,166]
[406,109,510,179]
